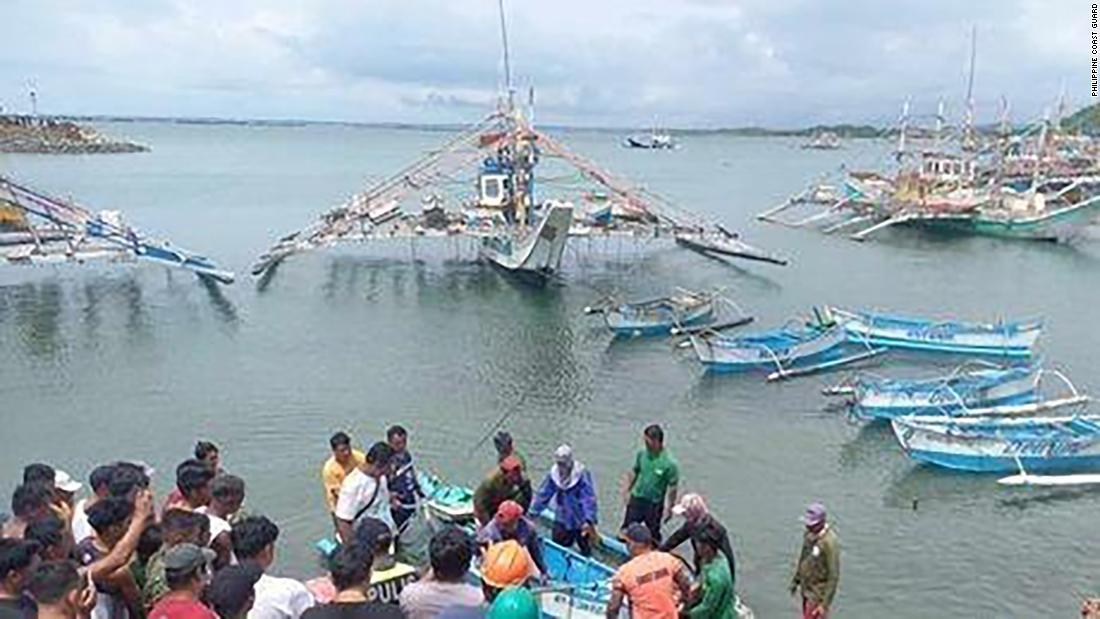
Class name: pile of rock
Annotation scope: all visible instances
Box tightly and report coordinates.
[0,115,148,154]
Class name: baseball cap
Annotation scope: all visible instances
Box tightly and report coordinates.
[206,564,263,617]
[801,502,827,526]
[622,523,652,545]
[163,543,216,572]
[500,455,522,473]
[54,470,83,493]
[495,500,524,524]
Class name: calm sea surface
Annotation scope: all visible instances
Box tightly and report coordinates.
[2,121,1099,617]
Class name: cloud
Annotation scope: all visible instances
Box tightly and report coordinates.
[0,0,1083,127]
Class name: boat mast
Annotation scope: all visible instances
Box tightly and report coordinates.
[896,98,910,161]
[497,0,515,113]
[962,25,977,151]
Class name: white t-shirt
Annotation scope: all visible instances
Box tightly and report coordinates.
[72,498,93,544]
[247,573,315,619]
[195,506,232,543]
[334,469,395,533]
[196,506,236,564]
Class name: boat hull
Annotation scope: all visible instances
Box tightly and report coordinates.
[854,365,1041,420]
[832,307,1041,357]
[480,203,573,279]
[691,325,847,372]
[604,297,715,337]
[912,194,1100,242]
[892,415,1100,473]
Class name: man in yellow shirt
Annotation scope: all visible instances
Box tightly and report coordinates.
[322,432,365,523]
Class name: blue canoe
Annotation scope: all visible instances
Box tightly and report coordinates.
[590,289,717,337]
[690,322,877,376]
[892,410,1100,473]
[843,362,1041,420]
[830,307,1042,357]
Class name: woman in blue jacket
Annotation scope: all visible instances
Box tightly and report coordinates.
[529,444,598,556]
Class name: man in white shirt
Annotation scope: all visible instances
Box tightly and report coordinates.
[196,474,245,568]
[71,465,115,544]
[231,516,315,619]
[334,442,396,544]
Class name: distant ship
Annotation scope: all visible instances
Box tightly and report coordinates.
[801,131,842,150]
[624,129,676,150]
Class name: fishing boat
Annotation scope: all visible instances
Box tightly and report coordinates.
[891,410,1100,473]
[690,312,884,379]
[251,6,784,284]
[831,362,1042,420]
[673,229,789,265]
[800,131,841,150]
[586,289,717,337]
[0,174,234,285]
[830,307,1042,357]
[623,130,675,150]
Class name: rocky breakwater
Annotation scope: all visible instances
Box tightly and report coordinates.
[0,115,148,154]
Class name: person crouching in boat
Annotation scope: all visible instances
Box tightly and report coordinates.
[475,501,546,580]
[529,444,598,556]
[660,494,736,587]
[606,523,691,619]
[473,456,532,527]
[478,540,539,604]
[789,503,839,619]
[681,525,736,619]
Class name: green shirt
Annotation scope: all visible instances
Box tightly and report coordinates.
[689,558,735,619]
[141,547,167,609]
[630,449,679,503]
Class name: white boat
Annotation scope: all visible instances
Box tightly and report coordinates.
[479,201,573,281]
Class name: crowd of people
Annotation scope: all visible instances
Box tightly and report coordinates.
[0,423,841,619]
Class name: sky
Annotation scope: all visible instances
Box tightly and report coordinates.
[0,0,1085,128]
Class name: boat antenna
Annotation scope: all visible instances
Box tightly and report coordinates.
[935,98,945,150]
[497,0,515,111]
[528,84,535,127]
[963,25,977,151]
[26,78,38,118]
[896,98,910,161]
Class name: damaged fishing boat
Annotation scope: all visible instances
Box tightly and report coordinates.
[0,174,234,284]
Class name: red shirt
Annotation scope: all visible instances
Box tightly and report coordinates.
[149,597,216,619]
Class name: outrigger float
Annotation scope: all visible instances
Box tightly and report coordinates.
[0,174,233,284]
[252,4,784,284]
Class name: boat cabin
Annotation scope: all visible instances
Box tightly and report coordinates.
[919,153,976,183]
[478,173,511,208]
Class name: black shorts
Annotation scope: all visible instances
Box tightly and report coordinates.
[622,496,663,543]
[551,522,592,556]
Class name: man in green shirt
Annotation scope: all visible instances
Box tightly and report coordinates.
[620,424,679,543]
[682,524,734,619]
[473,455,533,526]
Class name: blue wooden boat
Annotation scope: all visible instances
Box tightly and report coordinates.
[892,408,1100,473]
[690,319,882,378]
[830,307,1042,357]
[841,362,1041,420]
[417,471,474,522]
[587,289,717,337]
